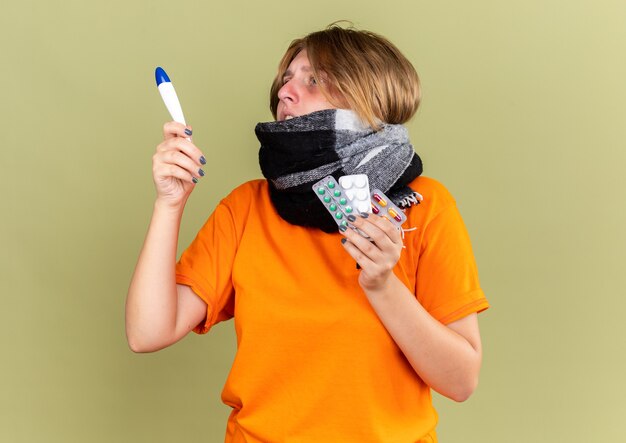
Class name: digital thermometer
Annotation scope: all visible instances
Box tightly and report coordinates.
[155,67,186,125]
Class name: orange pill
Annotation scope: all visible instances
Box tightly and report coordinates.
[372,193,387,207]
[388,208,402,222]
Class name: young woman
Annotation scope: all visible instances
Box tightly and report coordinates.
[126,23,489,442]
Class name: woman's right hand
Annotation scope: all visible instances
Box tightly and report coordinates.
[127,121,208,352]
[152,122,206,208]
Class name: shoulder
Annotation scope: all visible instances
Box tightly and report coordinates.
[405,176,457,221]
[221,179,269,207]
[215,179,271,226]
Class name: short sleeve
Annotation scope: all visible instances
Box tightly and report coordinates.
[175,201,239,334]
[415,203,489,324]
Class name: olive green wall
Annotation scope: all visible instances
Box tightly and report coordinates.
[2,0,625,441]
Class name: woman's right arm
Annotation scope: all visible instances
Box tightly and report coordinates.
[125,122,208,353]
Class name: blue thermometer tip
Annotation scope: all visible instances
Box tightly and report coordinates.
[155,67,171,86]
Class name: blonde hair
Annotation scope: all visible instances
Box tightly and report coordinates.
[270,22,421,130]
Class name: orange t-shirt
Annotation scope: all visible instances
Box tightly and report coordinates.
[176,176,489,442]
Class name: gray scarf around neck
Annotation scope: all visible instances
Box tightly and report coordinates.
[257,109,422,232]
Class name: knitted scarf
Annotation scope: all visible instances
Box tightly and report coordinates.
[257,109,423,233]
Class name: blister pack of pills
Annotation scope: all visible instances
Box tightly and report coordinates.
[370,189,407,228]
[312,174,408,231]
[312,175,370,231]
[337,175,372,214]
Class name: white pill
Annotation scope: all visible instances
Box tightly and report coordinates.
[340,177,353,189]
[355,176,367,188]
[358,202,370,213]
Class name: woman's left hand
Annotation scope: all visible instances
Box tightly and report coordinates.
[339,213,404,291]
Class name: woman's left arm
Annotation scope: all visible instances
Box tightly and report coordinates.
[340,214,482,402]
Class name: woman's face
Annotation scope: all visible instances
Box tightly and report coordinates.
[276,50,338,121]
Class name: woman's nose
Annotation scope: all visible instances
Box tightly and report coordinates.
[278,80,297,103]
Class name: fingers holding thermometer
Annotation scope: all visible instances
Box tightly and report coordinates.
[153,123,206,205]
[153,67,206,206]
[161,121,206,165]
[162,121,194,140]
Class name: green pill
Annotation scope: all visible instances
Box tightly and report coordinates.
[317,187,325,195]
[345,206,353,213]
[340,220,348,227]
[328,181,335,189]
[335,212,343,219]
[339,198,347,205]
[329,204,337,211]
[334,190,341,197]
[323,196,331,203]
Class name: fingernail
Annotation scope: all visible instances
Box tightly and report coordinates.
[347,215,356,222]
[198,168,205,177]
[199,156,206,165]
[339,225,347,232]
[192,177,198,184]
[360,212,369,218]
[341,238,347,244]
[184,128,193,136]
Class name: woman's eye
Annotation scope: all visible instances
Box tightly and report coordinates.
[309,76,318,86]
